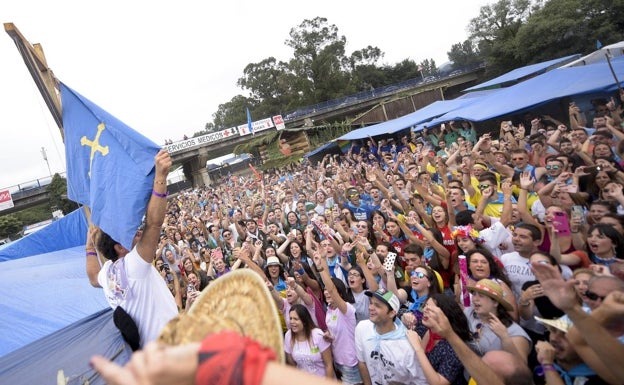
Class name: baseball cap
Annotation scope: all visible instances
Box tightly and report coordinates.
[365,289,400,312]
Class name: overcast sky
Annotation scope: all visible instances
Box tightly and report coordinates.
[1,0,490,188]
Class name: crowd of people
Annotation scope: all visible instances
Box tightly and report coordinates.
[90,92,624,385]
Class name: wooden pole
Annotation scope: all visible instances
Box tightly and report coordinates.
[4,23,63,139]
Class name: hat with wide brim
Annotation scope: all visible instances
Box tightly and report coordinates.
[467,278,513,312]
[158,269,284,363]
[535,315,572,333]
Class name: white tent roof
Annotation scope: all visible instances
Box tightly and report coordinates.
[561,41,624,67]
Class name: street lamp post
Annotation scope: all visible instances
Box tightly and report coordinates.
[41,147,52,176]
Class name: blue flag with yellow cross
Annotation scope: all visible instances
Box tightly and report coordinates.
[60,83,161,250]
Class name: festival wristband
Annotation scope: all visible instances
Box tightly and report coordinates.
[152,190,168,198]
[86,251,97,256]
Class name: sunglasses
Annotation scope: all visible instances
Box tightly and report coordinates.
[348,193,359,198]
[584,290,606,301]
[545,165,560,170]
[527,260,550,266]
[356,224,368,228]
[477,184,491,190]
[410,271,427,279]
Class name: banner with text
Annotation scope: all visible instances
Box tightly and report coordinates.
[0,189,14,211]
[238,117,275,136]
[273,115,285,130]
[164,127,239,154]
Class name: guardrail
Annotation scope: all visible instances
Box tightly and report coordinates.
[2,172,66,199]
[281,63,485,121]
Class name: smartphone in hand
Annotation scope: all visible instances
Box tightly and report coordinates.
[384,252,397,271]
[552,211,571,237]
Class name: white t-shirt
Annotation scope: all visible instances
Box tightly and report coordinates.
[481,219,512,258]
[352,290,370,324]
[98,247,178,347]
[500,251,534,301]
[501,251,573,301]
[355,320,427,385]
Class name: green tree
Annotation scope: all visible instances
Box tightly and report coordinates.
[0,214,21,238]
[212,95,255,129]
[515,0,624,63]
[468,0,535,76]
[237,57,301,113]
[285,17,353,104]
[419,59,439,76]
[47,173,79,214]
[448,39,482,68]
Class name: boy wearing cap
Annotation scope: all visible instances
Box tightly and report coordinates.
[355,289,426,385]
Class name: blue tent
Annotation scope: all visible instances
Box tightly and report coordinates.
[463,54,580,92]
[336,92,499,141]
[0,208,129,384]
[425,56,624,125]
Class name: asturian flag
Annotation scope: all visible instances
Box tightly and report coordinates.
[60,83,162,249]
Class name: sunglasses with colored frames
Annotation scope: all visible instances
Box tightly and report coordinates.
[477,184,491,190]
[545,165,560,170]
[348,194,359,198]
[410,271,427,279]
[584,290,606,301]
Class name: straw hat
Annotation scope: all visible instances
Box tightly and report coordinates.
[158,269,284,363]
[266,256,282,267]
[535,315,572,333]
[467,279,513,312]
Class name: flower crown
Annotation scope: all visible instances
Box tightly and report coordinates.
[451,225,485,244]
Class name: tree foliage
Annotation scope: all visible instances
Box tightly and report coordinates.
[448,39,481,68]
[0,215,21,238]
[47,173,79,214]
[515,0,624,63]
[419,59,439,76]
[208,2,620,129]
[468,0,535,76]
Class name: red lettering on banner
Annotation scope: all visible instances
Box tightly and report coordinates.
[0,191,11,203]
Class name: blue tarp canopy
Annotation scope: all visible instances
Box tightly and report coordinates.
[304,141,338,158]
[425,56,624,125]
[0,208,130,383]
[463,54,580,92]
[337,93,498,140]
[0,207,88,262]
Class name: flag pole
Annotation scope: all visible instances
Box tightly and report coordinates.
[605,50,623,94]
[4,23,64,138]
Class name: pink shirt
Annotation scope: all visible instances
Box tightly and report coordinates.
[282,298,318,329]
[326,303,358,366]
[284,328,331,377]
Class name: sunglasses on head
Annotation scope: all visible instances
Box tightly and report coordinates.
[584,290,606,301]
[411,271,427,279]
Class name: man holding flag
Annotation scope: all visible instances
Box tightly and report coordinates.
[60,82,177,349]
[86,150,178,349]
